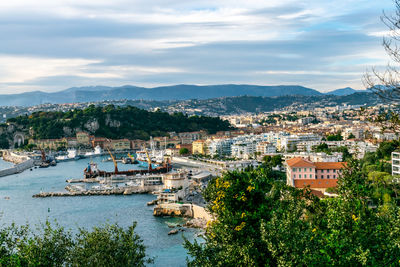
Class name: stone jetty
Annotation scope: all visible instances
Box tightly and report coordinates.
[66,178,99,183]
[33,187,150,198]
[0,150,34,177]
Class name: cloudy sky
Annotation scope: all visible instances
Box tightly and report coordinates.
[0,0,396,94]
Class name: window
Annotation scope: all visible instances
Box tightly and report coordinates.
[304,168,307,172]
[321,175,324,179]
[321,170,324,173]
[299,174,302,178]
[333,169,336,173]
[293,168,296,172]
[293,174,296,178]
[327,175,330,179]
[310,174,312,178]
[333,175,336,178]
[309,168,312,172]
[327,169,330,173]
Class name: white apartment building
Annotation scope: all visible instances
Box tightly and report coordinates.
[392,151,400,177]
[207,139,234,156]
[256,141,277,154]
[231,141,257,159]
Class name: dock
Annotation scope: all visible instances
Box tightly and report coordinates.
[33,187,150,198]
[66,178,99,183]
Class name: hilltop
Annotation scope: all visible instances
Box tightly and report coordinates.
[6,105,232,140]
[0,84,323,106]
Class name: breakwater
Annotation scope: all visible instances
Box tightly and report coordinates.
[0,150,34,177]
[33,187,150,198]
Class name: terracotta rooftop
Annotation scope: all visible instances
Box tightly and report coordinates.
[286,157,315,168]
[287,157,346,170]
[314,162,346,170]
[294,179,338,189]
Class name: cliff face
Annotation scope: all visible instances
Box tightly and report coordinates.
[84,118,100,132]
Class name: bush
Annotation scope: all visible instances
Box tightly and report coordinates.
[185,161,400,266]
[0,221,152,267]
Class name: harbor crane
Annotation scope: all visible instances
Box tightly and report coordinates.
[143,146,153,171]
[107,147,119,173]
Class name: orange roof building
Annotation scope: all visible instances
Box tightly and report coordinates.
[286,157,346,193]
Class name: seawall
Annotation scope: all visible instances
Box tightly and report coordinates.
[0,150,34,177]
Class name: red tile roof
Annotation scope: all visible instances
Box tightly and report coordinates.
[294,179,338,189]
[287,157,346,170]
[286,157,315,168]
[314,162,346,170]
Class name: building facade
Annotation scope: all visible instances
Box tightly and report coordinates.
[286,157,345,193]
[392,151,400,177]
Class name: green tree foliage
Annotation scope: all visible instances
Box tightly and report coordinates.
[262,155,283,168]
[185,160,400,266]
[179,148,190,155]
[0,221,152,267]
[314,143,329,153]
[0,134,9,149]
[326,132,343,141]
[8,105,232,140]
[376,140,400,160]
[361,140,399,173]
[348,133,356,139]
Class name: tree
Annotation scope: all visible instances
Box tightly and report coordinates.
[314,143,330,153]
[0,221,152,266]
[348,133,356,139]
[326,132,343,141]
[363,1,400,133]
[364,0,400,102]
[179,147,189,155]
[0,134,9,149]
[185,161,400,266]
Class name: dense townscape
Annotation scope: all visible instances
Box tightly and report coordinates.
[3,0,400,266]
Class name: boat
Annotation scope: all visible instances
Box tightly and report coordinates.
[39,162,50,168]
[83,148,172,179]
[84,146,102,157]
[56,149,81,162]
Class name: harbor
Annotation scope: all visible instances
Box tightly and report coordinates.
[0,155,202,267]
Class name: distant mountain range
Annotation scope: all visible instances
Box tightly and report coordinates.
[0,91,382,122]
[0,84,368,107]
[161,93,380,116]
[324,87,365,96]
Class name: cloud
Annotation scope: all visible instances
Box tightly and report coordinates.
[0,0,396,94]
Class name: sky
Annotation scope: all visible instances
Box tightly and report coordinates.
[0,0,396,94]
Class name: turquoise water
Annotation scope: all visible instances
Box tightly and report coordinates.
[0,157,196,266]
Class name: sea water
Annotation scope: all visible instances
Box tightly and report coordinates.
[0,157,196,266]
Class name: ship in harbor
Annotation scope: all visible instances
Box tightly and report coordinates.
[83,148,172,179]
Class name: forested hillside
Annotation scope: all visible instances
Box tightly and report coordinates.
[7,105,232,140]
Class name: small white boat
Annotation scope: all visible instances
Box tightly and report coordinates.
[56,149,80,162]
[85,146,102,157]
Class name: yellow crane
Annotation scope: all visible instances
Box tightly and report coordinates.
[107,147,119,173]
[143,146,153,171]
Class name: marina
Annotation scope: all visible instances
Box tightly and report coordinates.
[0,156,199,267]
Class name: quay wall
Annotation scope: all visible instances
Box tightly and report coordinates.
[0,150,34,177]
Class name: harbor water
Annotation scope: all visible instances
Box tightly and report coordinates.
[0,157,197,266]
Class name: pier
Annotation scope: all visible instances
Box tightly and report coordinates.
[33,187,151,198]
[66,178,99,183]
